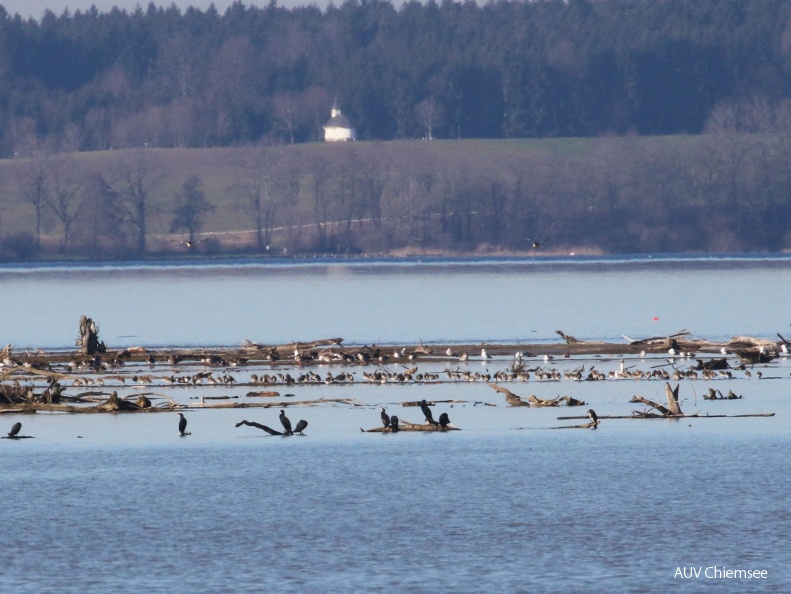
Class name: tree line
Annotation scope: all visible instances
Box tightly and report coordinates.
[2,129,791,260]
[0,0,790,153]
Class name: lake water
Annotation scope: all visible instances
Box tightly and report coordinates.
[2,254,790,349]
[2,255,791,592]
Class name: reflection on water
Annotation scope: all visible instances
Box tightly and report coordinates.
[2,255,790,349]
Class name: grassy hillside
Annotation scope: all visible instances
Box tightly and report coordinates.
[0,134,788,260]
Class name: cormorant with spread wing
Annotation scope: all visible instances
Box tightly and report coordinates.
[7,422,21,438]
[293,419,308,435]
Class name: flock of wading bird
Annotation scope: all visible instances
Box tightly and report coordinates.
[1,325,787,438]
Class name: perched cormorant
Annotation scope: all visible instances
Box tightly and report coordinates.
[8,421,21,438]
[380,406,390,429]
[177,412,190,436]
[293,419,308,435]
[390,415,399,433]
[587,409,599,426]
[420,399,436,425]
[279,409,293,435]
[439,412,452,430]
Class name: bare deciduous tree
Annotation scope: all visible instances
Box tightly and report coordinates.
[46,156,83,250]
[308,156,331,251]
[170,175,215,244]
[74,172,123,258]
[114,152,166,255]
[233,147,281,252]
[415,96,445,140]
[15,150,50,250]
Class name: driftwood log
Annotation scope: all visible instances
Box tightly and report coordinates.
[630,383,683,417]
[361,418,460,432]
[487,384,585,407]
[76,315,106,355]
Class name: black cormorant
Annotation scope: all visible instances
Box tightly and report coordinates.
[390,415,399,433]
[439,412,451,430]
[380,406,390,429]
[279,409,293,435]
[8,422,21,438]
[293,419,308,435]
[177,412,190,436]
[420,399,436,425]
[587,409,598,426]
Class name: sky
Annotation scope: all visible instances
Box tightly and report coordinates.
[1,0,330,20]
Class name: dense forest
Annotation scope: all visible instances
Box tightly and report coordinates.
[0,0,790,151]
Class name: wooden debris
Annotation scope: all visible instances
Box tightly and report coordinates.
[488,383,529,406]
[703,388,742,400]
[629,383,683,417]
[555,330,583,344]
[623,330,691,345]
[76,315,106,355]
[486,384,584,407]
[361,418,459,432]
[550,420,599,430]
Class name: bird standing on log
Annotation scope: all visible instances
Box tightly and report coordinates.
[177,412,190,436]
[279,409,293,435]
[390,416,399,433]
[420,399,437,425]
[293,419,308,435]
[439,412,455,431]
[380,406,390,429]
[587,409,599,427]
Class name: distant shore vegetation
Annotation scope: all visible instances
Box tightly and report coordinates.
[1,134,791,261]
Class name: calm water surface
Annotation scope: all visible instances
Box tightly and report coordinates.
[1,255,790,348]
[2,255,790,592]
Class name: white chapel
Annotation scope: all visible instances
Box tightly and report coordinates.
[323,101,356,142]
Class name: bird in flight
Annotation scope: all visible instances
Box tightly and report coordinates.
[526,238,547,249]
[171,238,208,249]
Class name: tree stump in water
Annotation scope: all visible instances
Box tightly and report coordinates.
[76,315,106,355]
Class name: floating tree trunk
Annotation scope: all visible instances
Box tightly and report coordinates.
[76,315,106,355]
[361,419,460,432]
[629,383,683,417]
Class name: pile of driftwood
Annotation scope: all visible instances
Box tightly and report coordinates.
[0,317,785,427]
[557,383,773,425]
